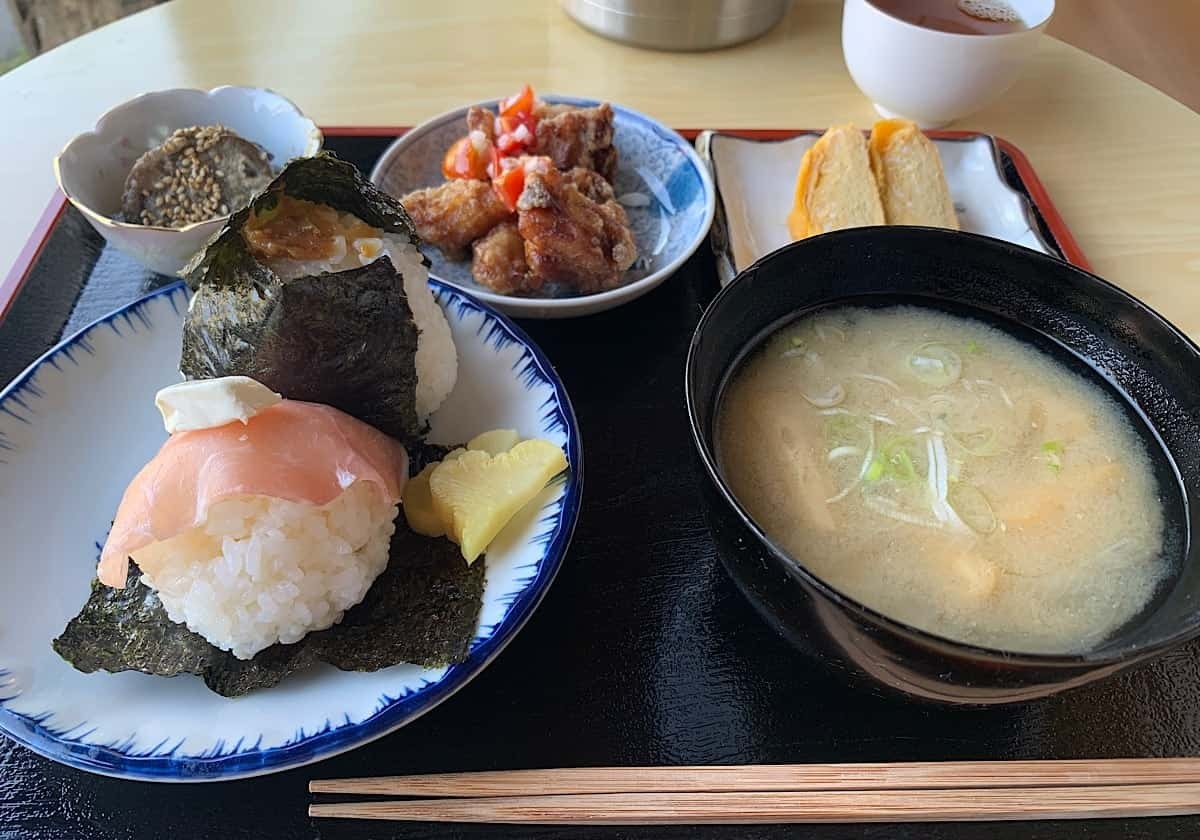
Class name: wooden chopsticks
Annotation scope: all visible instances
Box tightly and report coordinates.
[309,759,1200,825]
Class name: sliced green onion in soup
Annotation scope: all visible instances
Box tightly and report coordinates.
[854,373,901,391]
[825,423,877,504]
[1042,440,1064,473]
[947,483,998,534]
[891,448,917,482]
[827,445,863,462]
[860,487,943,530]
[925,394,958,427]
[907,343,963,387]
[880,435,921,482]
[864,456,885,482]
[823,411,870,448]
[948,427,999,457]
[972,378,1014,409]
[800,383,845,408]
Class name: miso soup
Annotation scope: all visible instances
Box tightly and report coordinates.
[718,306,1166,654]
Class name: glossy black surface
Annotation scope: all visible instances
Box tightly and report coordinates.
[2,138,1200,839]
[686,229,1200,704]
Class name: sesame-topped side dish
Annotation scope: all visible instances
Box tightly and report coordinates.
[119,124,275,228]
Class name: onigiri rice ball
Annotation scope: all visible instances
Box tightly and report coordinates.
[98,400,409,659]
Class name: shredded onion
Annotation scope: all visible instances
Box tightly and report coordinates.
[869,413,898,426]
[927,394,956,415]
[926,436,942,507]
[948,483,998,534]
[893,396,929,424]
[827,445,862,462]
[862,494,942,529]
[783,349,822,367]
[814,324,848,342]
[801,383,845,408]
[927,434,969,533]
[826,424,875,504]
[617,191,651,208]
[636,166,676,213]
[948,426,998,457]
[908,344,963,387]
[854,373,901,390]
[973,378,1015,409]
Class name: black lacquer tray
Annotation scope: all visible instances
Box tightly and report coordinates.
[1,132,1197,840]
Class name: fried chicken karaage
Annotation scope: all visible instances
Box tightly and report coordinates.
[471,222,528,295]
[534,103,618,181]
[397,86,637,297]
[401,179,512,260]
[517,167,637,295]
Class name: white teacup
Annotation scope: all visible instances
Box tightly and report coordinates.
[842,0,1055,128]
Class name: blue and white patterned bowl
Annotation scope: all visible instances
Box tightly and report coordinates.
[371,95,715,319]
[0,279,581,781]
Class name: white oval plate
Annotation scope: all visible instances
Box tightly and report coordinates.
[696,129,1060,285]
[0,279,581,781]
[371,95,716,319]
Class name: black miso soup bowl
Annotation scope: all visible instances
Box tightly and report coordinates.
[686,227,1200,704]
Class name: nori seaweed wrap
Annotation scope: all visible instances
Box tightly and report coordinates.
[179,153,456,443]
[54,445,486,697]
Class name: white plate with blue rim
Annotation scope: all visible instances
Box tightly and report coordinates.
[0,279,581,781]
[370,95,716,319]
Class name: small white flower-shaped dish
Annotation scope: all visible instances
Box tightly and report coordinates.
[53,86,323,277]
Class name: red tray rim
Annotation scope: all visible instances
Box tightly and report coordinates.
[1,126,1088,326]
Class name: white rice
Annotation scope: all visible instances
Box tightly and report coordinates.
[133,482,398,660]
[265,227,458,422]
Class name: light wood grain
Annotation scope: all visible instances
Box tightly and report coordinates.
[0,0,1198,336]
[309,783,1200,824]
[310,758,1200,796]
[1049,0,1200,115]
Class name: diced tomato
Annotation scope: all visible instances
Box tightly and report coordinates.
[487,145,503,180]
[499,84,535,119]
[441,135,492,180]
[486,145,520,180]
[495,115,523,136]
[441,137,468,179]
[494,114,538,155]
[492,165,525,212]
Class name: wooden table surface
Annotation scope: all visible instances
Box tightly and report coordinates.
[1,0,1198,336]
[3,5,1200,838]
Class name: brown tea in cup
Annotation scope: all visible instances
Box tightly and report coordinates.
[869,0,1028,35]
